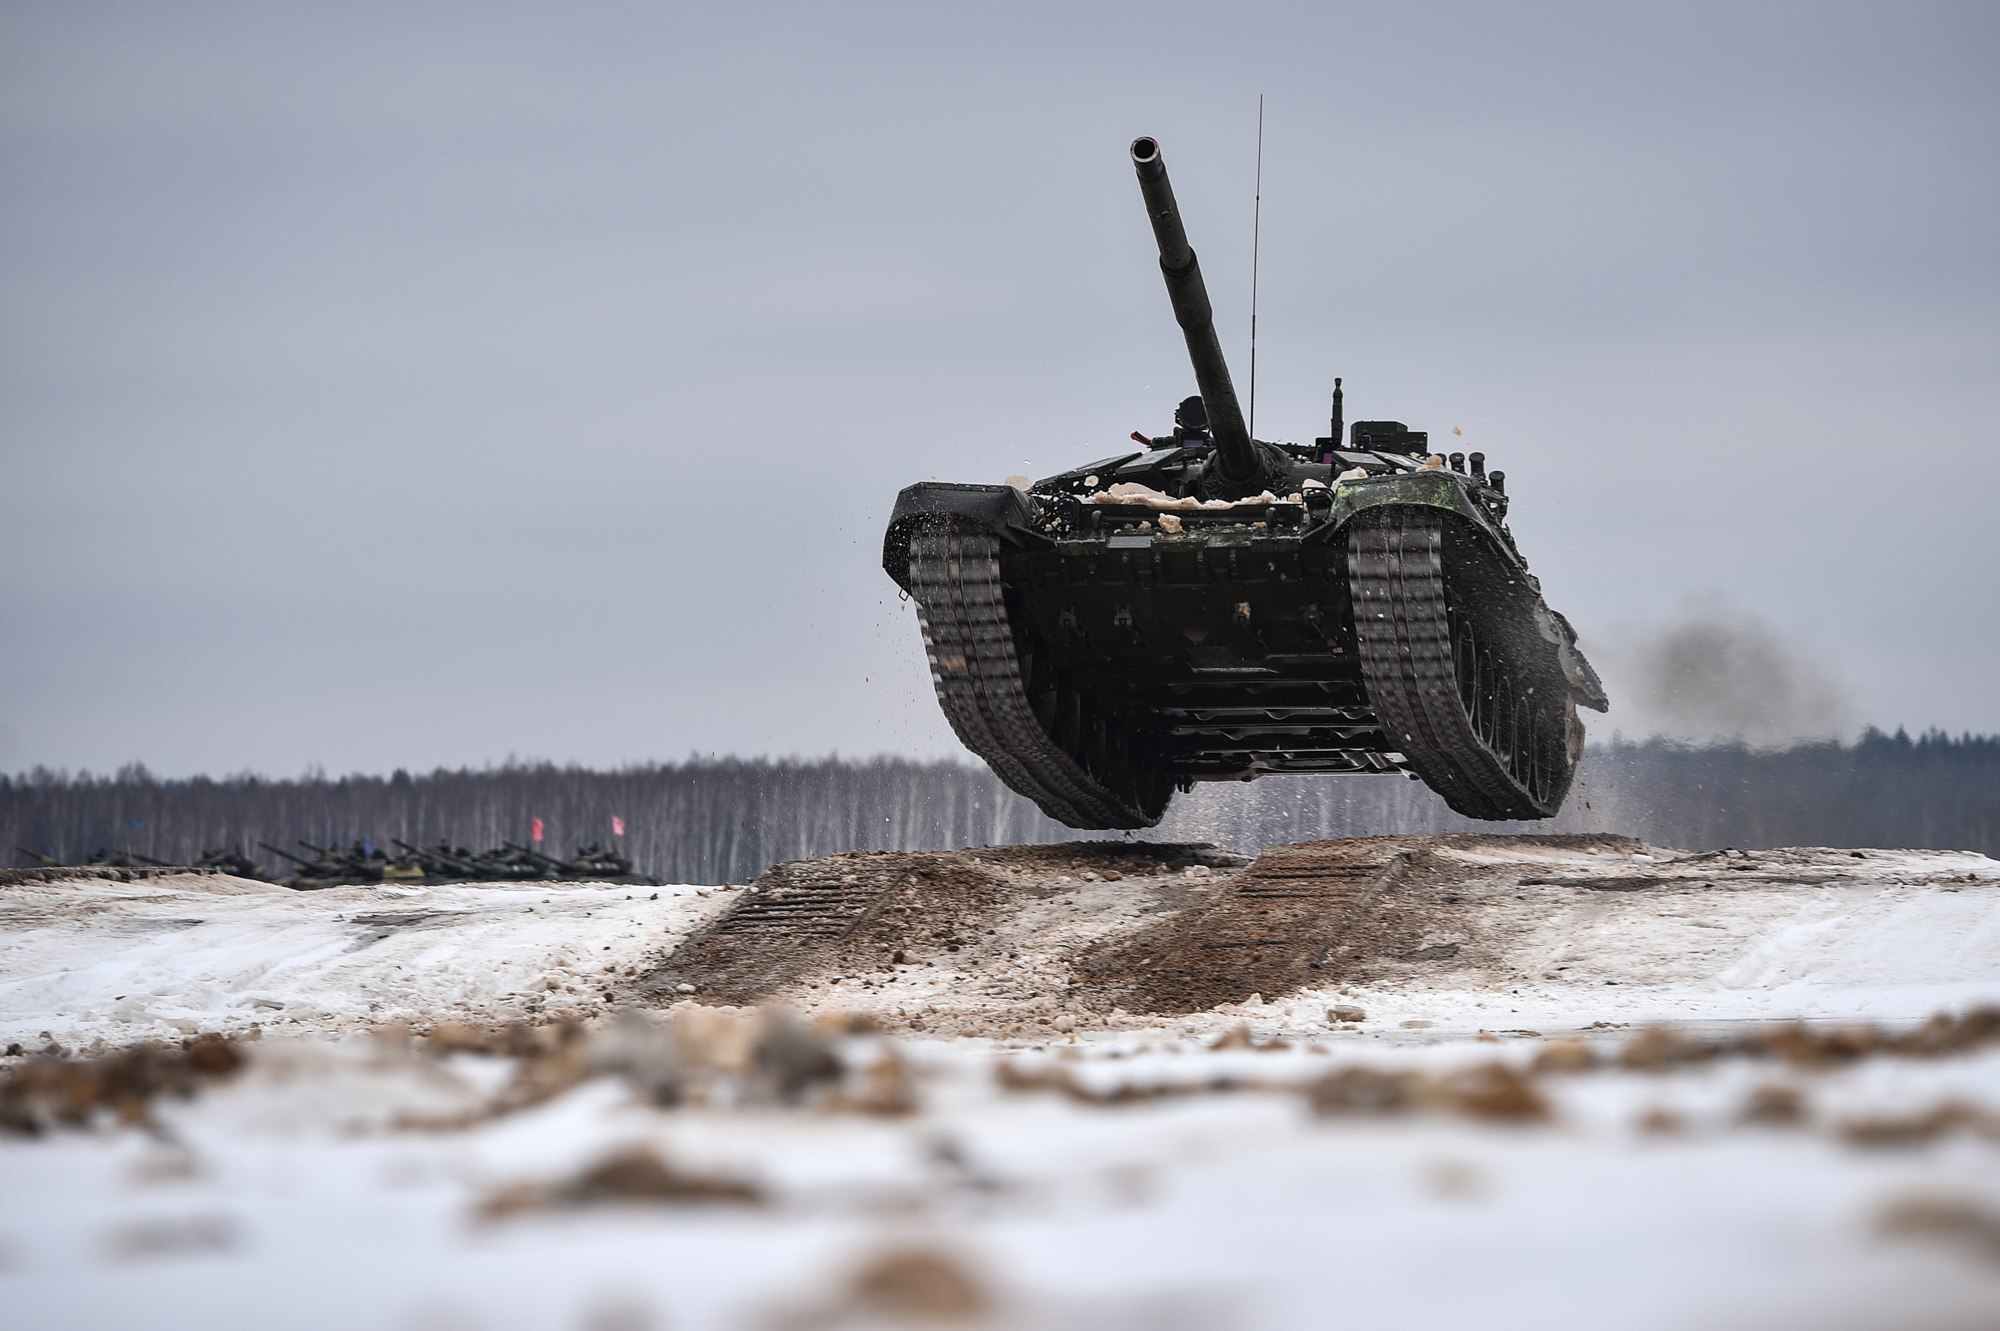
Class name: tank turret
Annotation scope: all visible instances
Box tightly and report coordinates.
[193,846,267,880]
[393,839,481,880]
[257,840,365,889]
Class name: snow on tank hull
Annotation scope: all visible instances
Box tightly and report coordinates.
[881,135,1606,830]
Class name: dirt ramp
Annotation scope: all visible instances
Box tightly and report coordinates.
[639,832,2000,1036]
[1076,838,1413,1014]
[640,852,1001,1004]
[642,842,1233,1006]
[1064,834,1626,1014]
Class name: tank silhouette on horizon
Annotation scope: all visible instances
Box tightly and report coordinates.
[883,134,1607,829]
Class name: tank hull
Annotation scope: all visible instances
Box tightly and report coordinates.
[885,457,1605,829]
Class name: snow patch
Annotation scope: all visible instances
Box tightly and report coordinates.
[0,877,735,1047]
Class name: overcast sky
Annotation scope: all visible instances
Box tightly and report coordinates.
[3,1,1997,778]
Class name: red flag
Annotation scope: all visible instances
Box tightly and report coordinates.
[531,817,545,843]
[611,815,626,837]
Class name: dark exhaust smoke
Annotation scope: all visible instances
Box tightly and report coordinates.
[1596,607,1853,748]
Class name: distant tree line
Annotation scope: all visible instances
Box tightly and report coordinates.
[0,758,1064,885]
[2,729,1994,884]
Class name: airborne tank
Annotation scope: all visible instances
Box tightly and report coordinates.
[882,135,1607,830]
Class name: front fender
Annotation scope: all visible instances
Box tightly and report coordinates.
[1325,470,1608,712]
[881,482,1047,594]
[1325,469,1507,548]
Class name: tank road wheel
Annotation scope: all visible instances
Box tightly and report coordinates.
[1346,506,1579,820]
[907,524,1170,829]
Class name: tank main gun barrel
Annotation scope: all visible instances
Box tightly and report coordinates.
[1129,136,1258,483]
[257,841,314,868]
[503,839,565,870]
[393,838,473,873]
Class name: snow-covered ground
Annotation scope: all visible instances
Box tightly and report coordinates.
[0,875,734,1049]
[4,841,2000,1329]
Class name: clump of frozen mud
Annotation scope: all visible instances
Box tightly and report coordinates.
[1,1032,243,1135]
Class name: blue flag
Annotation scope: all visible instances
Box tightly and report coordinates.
[362,836,375,858]
[125,819,145,831]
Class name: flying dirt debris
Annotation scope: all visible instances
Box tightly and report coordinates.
[884,135,1607,829]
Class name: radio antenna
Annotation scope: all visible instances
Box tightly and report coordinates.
[1248,94,1264,442]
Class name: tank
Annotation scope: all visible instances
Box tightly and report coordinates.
[501,840,659,886]
[392,839,485,880]
[192,846,270,880]
[882,134,1608,829]
[258,840,354,888]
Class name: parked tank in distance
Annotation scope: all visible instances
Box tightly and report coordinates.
[11,844,269,881]
[14,838,655,888]
[191,846,269,879]
[258,840,409,890]
[883,135,1608,830]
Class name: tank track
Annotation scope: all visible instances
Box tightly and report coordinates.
[908,525,1166,830]
[1346,506,1578,821]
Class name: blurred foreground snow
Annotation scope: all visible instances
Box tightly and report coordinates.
[3,849,1999,1329]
